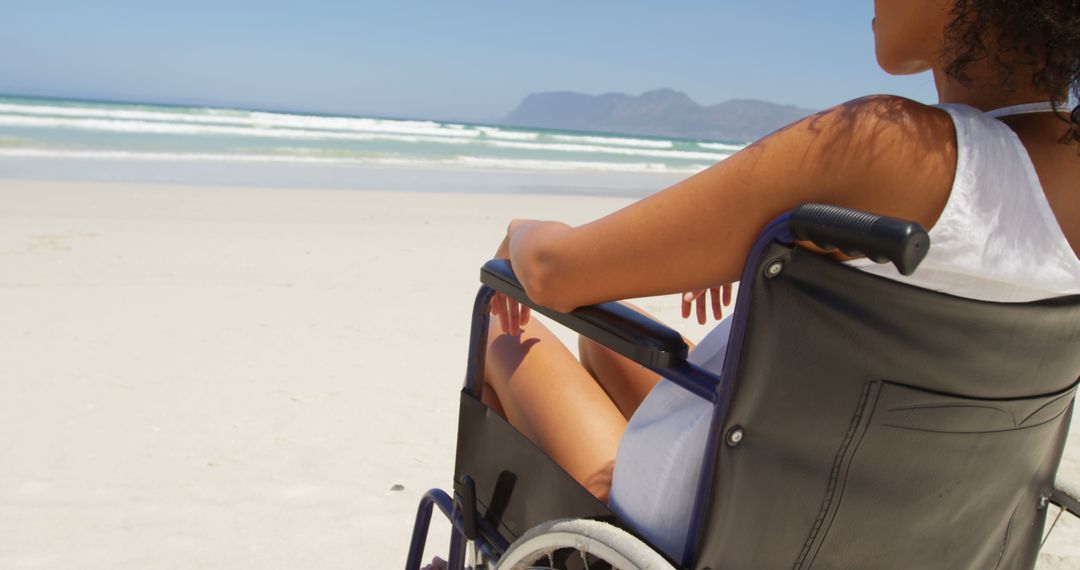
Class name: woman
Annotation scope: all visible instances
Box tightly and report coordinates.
[482,0,1080,559]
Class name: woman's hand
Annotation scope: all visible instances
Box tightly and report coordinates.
[681,284,732,324]
[491,290,531,336]
[490,220,536,336]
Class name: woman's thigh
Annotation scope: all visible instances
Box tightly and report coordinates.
[484,317,627,500]
[578,301,693,419]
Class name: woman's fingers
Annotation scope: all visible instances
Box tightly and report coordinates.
[490,292,529,336]
[696,291,707,324]
[682,286,735,323]
[682,290,703,319]
[509,298,521,335]
[520,305,531,327]
[492,293,510,334]
[499,294,511,334]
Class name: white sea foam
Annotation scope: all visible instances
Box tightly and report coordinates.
[446,156,697,173]
[0,102,729,151]
[246,111,478,138]
[484,139,730,161]
[548,134,673,149]
[0,114,476,145]
[0,147,706,174]
[697,141,747,152]
[0,113,732,163]
[0,98,730,172]
[475,127,539,141]
[0,102,479,139]
[0,102,263,127]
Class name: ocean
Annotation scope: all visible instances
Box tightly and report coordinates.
[0,95,747,197]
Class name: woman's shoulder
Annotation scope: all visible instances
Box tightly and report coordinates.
[756,94,958,227]
[760,94,957,172]
[808,94,956,147]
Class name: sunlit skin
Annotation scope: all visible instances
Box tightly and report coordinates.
[873,0,950,75]
[481,1,1080,501]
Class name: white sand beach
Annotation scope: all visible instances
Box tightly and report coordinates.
[1,178,1077,568]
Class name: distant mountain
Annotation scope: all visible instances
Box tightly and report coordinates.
[503,88,816,142]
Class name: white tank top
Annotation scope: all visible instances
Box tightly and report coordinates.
[849,102,1080,300]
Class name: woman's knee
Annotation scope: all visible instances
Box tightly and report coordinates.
[578,334,606,374]
[579,334,634,379]
[581,460,615,503]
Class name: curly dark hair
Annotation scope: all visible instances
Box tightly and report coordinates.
[944,0,1080,145]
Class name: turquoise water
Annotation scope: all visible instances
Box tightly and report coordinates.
[0,95,746,176]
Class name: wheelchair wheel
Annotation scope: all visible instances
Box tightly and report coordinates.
[495,518,675,570]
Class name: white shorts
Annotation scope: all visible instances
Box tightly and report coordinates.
[607,316,732,560]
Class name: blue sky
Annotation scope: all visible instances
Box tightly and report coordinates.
[2,1,938,121]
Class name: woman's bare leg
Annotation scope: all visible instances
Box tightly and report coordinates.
[483,317,626,501]
[480,381,506,417]
[579,302,694,419]
[578,337,661,420]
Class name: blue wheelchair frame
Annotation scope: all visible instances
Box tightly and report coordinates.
[407,210,831,568]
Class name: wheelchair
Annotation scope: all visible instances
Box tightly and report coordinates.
[405,204,1080,569]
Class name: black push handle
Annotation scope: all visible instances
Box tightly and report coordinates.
[789,204,930,275]
[480,260,688,368]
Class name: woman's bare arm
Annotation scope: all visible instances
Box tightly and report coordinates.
[501,95,958,313]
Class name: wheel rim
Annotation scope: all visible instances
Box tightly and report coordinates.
[498,529,644,570]
[496,519,674,570]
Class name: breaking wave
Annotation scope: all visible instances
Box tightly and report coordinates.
[0,96,747,174]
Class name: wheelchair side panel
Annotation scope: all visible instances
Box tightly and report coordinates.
[452,393,621,546]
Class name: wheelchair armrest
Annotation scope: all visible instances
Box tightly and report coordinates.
[481,259,689,368]
[1052,479,1080,517]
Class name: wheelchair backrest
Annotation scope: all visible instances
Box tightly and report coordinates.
[693,242,1080,569]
